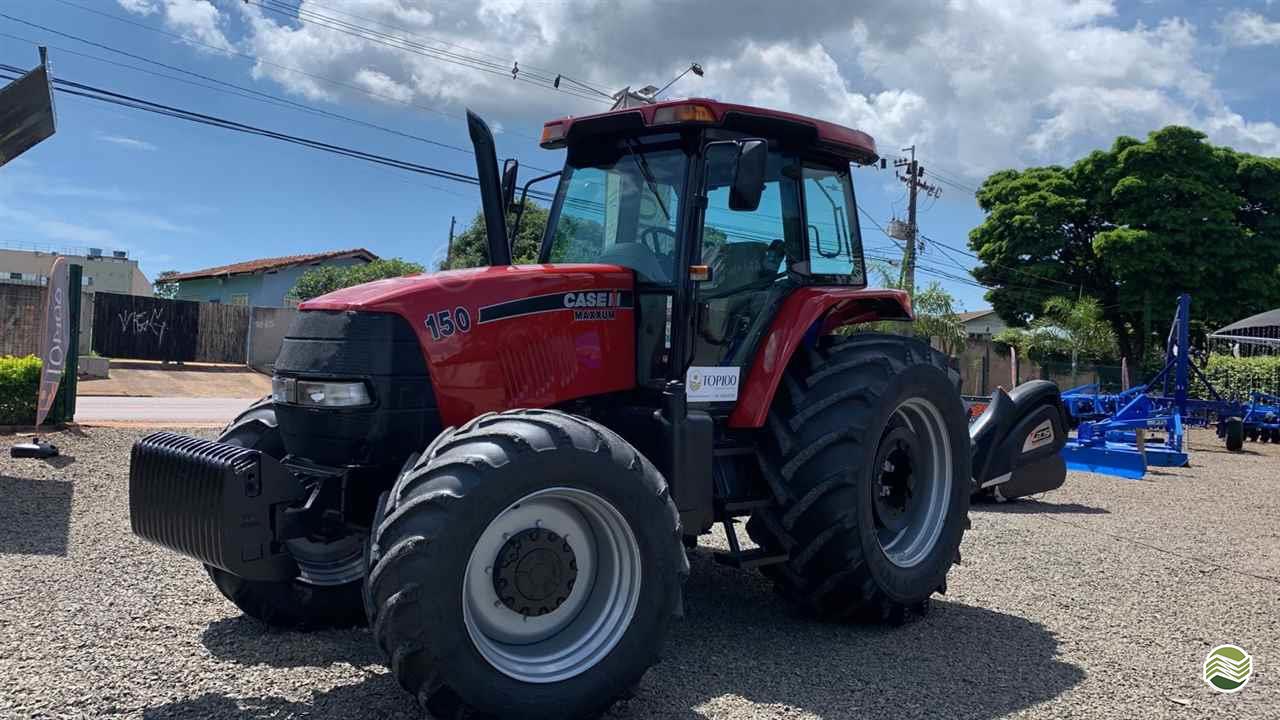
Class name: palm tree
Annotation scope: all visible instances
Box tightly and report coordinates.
[861,262,966,356]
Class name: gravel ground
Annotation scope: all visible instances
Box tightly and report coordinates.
[1,425,1277,719]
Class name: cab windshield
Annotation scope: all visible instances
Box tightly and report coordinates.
[544,141,687,284]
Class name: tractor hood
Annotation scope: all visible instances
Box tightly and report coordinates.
[298,263,639,426]
[299,264,632,312]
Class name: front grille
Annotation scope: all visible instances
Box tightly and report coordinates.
[273,310,440,467]
[129,432,303,581]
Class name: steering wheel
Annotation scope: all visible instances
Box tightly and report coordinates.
[640,226,677,256]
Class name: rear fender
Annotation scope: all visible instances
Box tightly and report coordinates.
[727,287,911,428]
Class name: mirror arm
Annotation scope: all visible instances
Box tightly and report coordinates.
[510,170,562,253]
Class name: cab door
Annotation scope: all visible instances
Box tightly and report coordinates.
[688,148,803,389]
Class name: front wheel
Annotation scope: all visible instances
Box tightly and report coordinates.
[206,399,368,630]
[367,409,686,720]
[747,333,970,621]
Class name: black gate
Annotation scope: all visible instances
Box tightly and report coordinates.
[92,292,199,362]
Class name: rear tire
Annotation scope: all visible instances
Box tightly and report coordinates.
[1224,418,1244,451]
[205,399,367,630]
[747,333,970,621]
[367,409,686,720]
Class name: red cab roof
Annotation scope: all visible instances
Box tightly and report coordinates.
[540,97,877,164]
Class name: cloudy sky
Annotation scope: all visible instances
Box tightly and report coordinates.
[2,0,1278,309]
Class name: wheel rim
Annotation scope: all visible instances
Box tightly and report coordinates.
[872,397,954,568]
[462,487,641,684]
[288,535,365,586]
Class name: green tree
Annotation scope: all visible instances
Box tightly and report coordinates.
[153,270,179,299]
[289,258,425,301]
[970,126,1280,362]
[440,202,550,270]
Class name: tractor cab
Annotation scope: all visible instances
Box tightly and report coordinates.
[485,99,892,392]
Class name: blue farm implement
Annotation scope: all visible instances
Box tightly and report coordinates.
[1241,392,1280,443]
[1060,294,1244,479]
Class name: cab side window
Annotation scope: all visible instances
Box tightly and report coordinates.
[700,150,801,294]
[801,164,864,283]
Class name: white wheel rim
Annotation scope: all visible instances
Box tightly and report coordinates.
[874,397,954,568]
[462,487,641,683]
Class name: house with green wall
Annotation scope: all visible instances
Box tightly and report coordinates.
[167,248,377,307]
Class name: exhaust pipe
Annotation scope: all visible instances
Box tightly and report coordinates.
[466,109,511,266]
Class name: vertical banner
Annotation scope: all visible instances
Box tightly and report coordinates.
[36,256,69,426]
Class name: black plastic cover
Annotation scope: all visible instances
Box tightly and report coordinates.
[129,432,303,581]
[970,380,1069,496]
[273,310,440,468]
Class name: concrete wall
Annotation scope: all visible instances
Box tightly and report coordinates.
[174,257,368,307]
[246,306,299,372]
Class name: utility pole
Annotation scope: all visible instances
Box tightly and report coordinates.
[893,146,939,296]
[445,215,456,268]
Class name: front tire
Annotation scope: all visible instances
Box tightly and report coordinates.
[205,399,367,630]
[747,333,970,621]
[367,409,686,720]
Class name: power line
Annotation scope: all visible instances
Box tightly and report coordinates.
[245,0,612,105]
[0,66,558,204]
[269,0,613,100]
[43,0,546,146]
[0,18,477,156]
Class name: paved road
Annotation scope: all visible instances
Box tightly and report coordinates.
[74,396,257,424]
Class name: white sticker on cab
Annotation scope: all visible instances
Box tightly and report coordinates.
[686,366,740,402]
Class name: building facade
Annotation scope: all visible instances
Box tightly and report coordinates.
[168,248,377,307]
[958,309,1008,339]
[0,247,152,295]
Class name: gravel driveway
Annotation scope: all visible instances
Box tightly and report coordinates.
[1,426,1276,719]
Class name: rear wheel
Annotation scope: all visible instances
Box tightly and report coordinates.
[747,333,970,621]
[204,399,367,630]
[367,409,686,720]
[1224,418,1244,452]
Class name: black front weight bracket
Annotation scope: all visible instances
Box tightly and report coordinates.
[130,432,308,582]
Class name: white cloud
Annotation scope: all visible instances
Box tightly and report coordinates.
[118,0,233,52]
[114,0,1280,180]
[1219,10,1280,47]
[104,210,196,234]
[98,134,158,151]
[0,203,116,246]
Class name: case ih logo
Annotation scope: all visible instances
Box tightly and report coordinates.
[478,289,633,324]
[564,290,625,321]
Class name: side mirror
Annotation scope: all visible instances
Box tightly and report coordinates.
[729,139,767,211]
[501,158,519,213]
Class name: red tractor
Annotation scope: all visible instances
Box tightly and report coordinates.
[129,99,1067,719]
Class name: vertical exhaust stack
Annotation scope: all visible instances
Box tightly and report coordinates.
[466,110,512,266]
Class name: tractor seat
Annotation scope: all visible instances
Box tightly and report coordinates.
[703,241,779,294]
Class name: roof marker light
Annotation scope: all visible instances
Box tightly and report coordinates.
[651,103,716,125]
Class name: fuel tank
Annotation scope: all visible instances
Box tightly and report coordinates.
[301,264,637,425]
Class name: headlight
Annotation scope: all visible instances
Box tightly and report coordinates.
[272,377,372,407]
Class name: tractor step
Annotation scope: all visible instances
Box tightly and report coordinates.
[712,518,789,570]
[712,547,789,570]
[717,497,773,514]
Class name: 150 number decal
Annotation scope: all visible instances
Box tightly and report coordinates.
[424,307,471,340]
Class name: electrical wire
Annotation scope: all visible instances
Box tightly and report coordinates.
[0,66,559,204]
[245,0,612,105]
[271,0,613,100]
[43,0,549,145]
[0,19,477,156]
